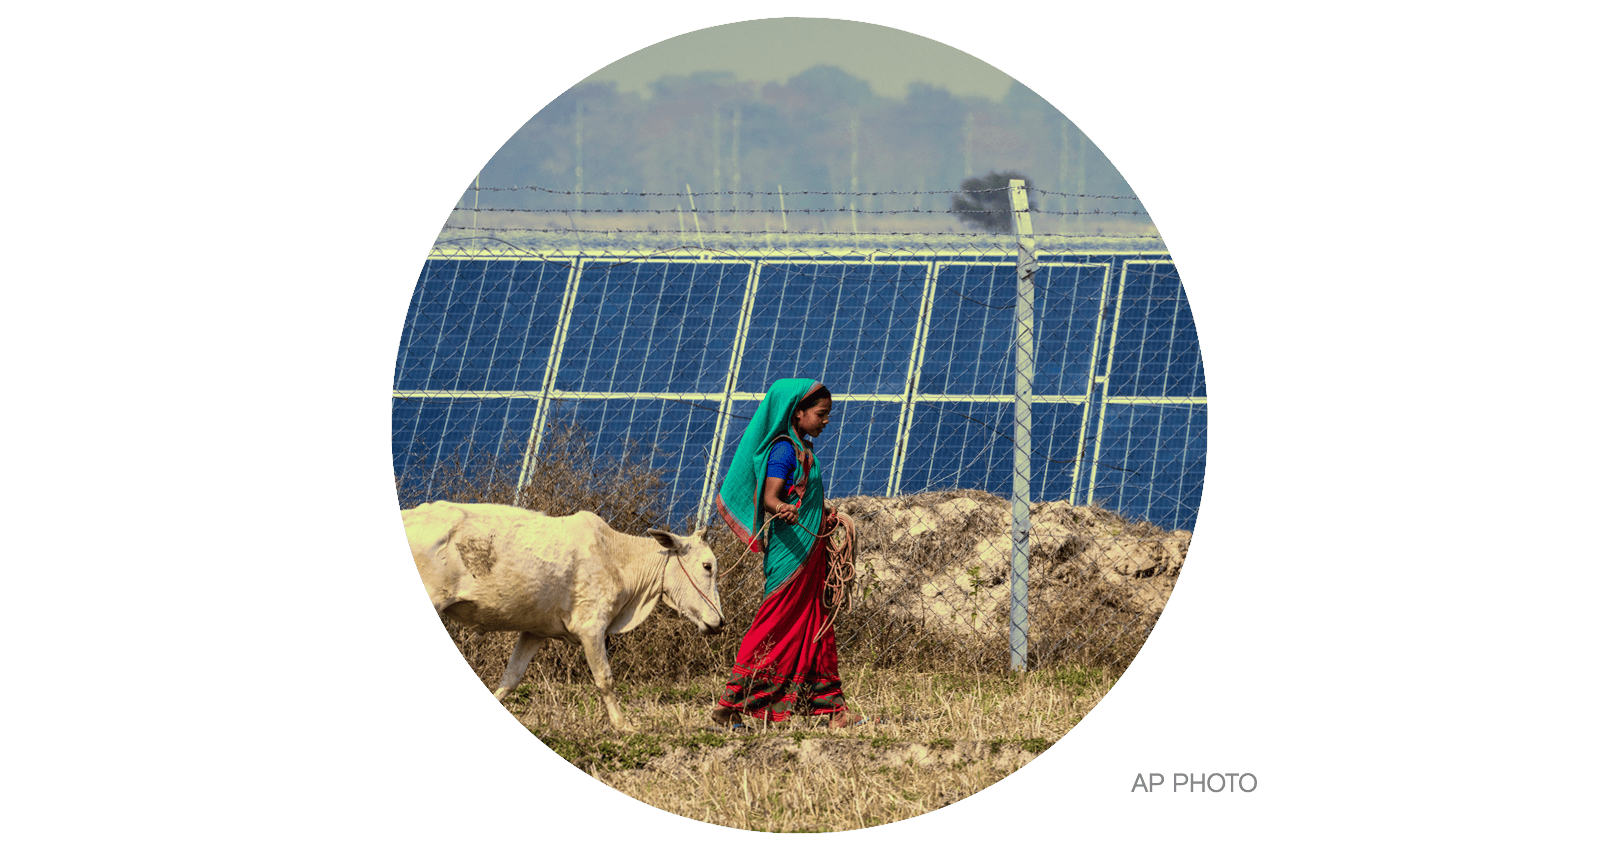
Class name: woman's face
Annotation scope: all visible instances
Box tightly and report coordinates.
[794,398,832,439]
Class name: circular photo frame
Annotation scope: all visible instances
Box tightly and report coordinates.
[391,17,1204,832]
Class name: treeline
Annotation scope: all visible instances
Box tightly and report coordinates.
[465,65,1146,221]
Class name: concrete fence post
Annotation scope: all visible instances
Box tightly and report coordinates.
[1008,178,1037,672]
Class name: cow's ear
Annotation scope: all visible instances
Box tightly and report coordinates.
[646,528,682,553]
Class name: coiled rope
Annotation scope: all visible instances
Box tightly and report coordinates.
[723,506,857,644]
[813,511,856,644]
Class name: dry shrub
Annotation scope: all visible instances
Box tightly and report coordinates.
[393,426,1171,831]
[396,421,1182,692]
[396,418,752,688]
[395,418,668,533]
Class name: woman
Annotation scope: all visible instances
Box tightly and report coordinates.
[711,378,863,729]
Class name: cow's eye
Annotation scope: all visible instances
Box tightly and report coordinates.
[703,562,713,572]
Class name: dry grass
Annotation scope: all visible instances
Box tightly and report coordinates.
[395,418,1179,829]
[503,662,1114,832]
[396,419,670,536]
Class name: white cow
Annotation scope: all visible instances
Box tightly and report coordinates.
[405,501,723,731]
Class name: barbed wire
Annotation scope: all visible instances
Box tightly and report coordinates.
[438,225,1165,238]
[452,206,1148,217]
[427,239,1173,277]
[403,188,1201,663]
[462,184,1145,202]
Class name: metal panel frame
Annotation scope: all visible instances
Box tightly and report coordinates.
[394,249,1203,530]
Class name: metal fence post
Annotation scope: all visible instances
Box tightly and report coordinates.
[1009,179,1037,672]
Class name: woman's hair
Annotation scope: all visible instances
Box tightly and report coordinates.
[795,384,832,412]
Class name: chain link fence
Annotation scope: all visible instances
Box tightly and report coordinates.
[394,187,1203,673]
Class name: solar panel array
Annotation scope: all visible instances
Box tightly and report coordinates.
[392,249,1205,531]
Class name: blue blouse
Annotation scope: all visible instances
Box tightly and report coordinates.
[766,439,807,493]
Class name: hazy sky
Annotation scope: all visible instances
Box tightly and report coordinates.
[581,18,1019,101]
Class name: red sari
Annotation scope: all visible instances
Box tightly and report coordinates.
[717,519,847,722]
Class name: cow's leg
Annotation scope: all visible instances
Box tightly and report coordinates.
[491,632,546,701]
[577,631,633,732]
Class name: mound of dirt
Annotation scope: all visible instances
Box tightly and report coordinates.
[832,491,1188,641]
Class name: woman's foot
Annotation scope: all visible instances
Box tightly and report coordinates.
[828,710,868,729]
[711,705,739,727]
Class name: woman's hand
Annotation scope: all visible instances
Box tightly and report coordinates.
[763,476,798,524]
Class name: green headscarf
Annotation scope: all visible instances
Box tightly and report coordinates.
[715,378,828,596]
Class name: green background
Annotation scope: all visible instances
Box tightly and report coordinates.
[12,0,1587,845]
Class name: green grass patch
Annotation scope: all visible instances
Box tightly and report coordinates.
[682,729,728,750]
[532,731,667,773]
[984,736,1054,756]
[1014,737,1053,755]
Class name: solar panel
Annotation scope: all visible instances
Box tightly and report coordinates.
[736,261,924,395]
[1106,262,1205,398]
[560,260,748,395]
[1090,401,1208,531]
[392,249,1207,530]
[394,258,570,392]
